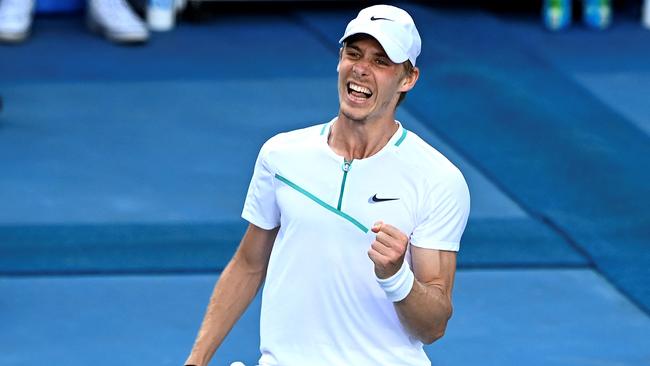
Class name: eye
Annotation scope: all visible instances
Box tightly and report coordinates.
[346,50,361,59]
[375,58,390,66]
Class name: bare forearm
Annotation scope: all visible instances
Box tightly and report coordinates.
[368,224,455,344]
[185,254,265,366]
[395,279,452,344]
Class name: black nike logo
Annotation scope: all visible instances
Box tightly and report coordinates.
[370,16,394,22]
[369,194,400,203]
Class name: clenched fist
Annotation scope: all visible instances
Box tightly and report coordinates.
[368,221,409,279]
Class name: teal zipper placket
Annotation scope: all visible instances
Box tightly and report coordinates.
[336,159,353,211]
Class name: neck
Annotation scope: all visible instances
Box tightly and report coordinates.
[328,113,399,161]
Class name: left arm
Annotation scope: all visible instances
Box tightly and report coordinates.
[395,246,456,344]
[368,222,457,344]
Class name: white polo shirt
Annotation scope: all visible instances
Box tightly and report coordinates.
[242,118,470,366]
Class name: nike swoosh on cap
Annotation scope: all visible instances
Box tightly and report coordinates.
[370,16,394,21]
[369,194,400,203]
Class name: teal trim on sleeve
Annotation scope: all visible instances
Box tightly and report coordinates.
[275,174,369,233]
[395,128,408,146]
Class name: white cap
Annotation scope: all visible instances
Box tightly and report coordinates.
[339,5,422,66]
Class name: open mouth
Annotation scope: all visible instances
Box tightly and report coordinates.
[347,82,373,99]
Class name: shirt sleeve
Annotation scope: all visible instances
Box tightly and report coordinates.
[409,169,470,252]
[241,139,281,230]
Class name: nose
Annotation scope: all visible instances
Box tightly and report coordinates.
[352,61,369,78]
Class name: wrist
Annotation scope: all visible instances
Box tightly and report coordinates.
[375,260,414,302]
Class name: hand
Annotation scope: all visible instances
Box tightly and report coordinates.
[368,221,409,279]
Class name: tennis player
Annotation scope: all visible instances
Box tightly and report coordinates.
[184,5,470,366]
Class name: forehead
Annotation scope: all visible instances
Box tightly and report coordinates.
[343,34,387,55]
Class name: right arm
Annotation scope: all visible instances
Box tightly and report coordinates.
[184,223,279,366]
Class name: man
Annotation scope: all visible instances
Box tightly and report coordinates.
[185,5,470,366]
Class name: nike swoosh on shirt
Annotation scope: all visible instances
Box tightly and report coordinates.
[369,194,400,203]
[370,16,394,21]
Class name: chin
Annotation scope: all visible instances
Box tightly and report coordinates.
[340,107,370,124]
[338,92,376,123]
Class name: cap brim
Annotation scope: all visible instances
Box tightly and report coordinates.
[339,22,409,64]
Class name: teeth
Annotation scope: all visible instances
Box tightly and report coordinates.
[349,82,371,95]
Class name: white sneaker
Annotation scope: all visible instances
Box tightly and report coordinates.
[0,0,35,43]
[87,0,149,43]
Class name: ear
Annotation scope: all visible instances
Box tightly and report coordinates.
[398,66,419,93]
[337,47,343,72]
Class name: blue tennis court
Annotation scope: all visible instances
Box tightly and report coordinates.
[1,2,649,365]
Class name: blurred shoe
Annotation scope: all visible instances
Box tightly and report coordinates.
[0,0,35,43]
[583,0,611,30]
[543,0,571,31]
[87,0,149,43]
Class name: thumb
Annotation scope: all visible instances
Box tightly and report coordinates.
[371,221,383,233]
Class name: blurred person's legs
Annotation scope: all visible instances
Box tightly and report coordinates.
[0,0,35,43]
[87,0,149,43]
[544,0,613,30]
[0,0,148,44]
